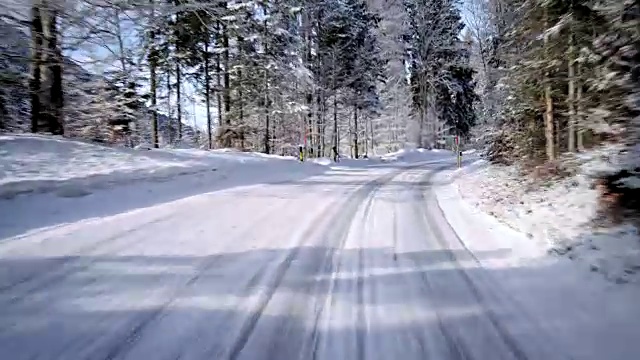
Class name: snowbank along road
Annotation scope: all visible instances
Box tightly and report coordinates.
[0,160,576,360]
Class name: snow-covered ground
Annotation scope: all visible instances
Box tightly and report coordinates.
[433,166,640,360]
[0,134,326,200]
[452,155,640,284]
[3,137,640,359]
[310,147,456,169]
[379,147,453,163]
[1,135,454,201]
[0,135,451,240]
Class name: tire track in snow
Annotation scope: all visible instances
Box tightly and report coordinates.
[354,189,378,360]
[215,189,351,360]
[0,213,176,299]
[110,184,353,360]
[421,168,572,360]
[377,168,465,360]
[308,175,390,360]
[304,167,422,360]
[317,165,438,360]
[225,173,394,360]
[409,165,529,360]
[96,200,289,360]
[384,171,450,360]
[209,168,404,360]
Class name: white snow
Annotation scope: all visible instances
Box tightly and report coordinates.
[308,147,456,169]
[433,165,640,360]
[0,134,326,199]
[2,139,640,359]
[450,153,640,284]
[328,148,460,173]
[379,147,452,163]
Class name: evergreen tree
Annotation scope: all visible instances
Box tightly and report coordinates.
[404,0,475,146]
[590,0,640,180]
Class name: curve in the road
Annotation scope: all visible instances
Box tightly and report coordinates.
[0,161,574,360]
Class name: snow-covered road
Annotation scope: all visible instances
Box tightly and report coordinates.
[0,161,615,360]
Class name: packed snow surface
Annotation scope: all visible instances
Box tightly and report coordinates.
[310,147,454,168]
[1,138,640,360]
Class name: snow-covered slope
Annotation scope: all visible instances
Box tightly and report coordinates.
[453,157,640,284]
[433,166,640,360]
[0,134,326,199]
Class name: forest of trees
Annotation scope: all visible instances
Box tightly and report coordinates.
[465,0,638,171]
[464,0,640,219]
[0,0,477,158]
[0,0,637,179]
[462,0,639,216]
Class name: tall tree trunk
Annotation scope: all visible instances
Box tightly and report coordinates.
[49,10,63,135]
[262,7,270,154]
[264,73,270,154]
[304,10,314,156]
[238,70,243,125]
[30,3,43,133]
[332,49,338,158]
[215,22,222,129]
[271,106,277,153]
[320,98,325,157]
[172,2,182,143]
[114,7,134,144]
[543,6,556,161]
[115,8,127,74]
[364,116,368,156]
[315,12,325,157]
[419,81,428,147]
[237,35,244,131]
[567,0,577,152]
[427,92,438,148]
[317,88,325,157]
[368,115,374,154]
[306,92,313,156]
[418,109,425,148]
[555,114,561,154]
[353,103,359,159]
[567,56,577,152]
[167,71,172,143]
[577,61,585,151]
[204,34,212,149]
[333,92,338,155]
[40,1,63,135]
[150,70,158,147]
[222,21,231,146]
[348,110,352,157]
[336,122,340,155]
[176,63,182,141]
[149,0,158,149]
